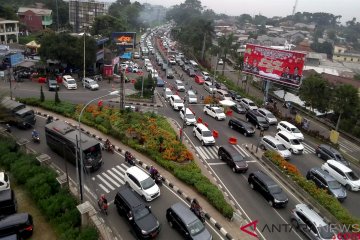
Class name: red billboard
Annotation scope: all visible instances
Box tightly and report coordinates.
[243,44,306,87]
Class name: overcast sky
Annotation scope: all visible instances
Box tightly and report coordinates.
[126,0,360,23]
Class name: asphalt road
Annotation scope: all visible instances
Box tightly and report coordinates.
[6,116,224,240]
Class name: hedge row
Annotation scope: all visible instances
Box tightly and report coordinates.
[19,98,234,219]
[0,136,98,240]
[264,150,360,228]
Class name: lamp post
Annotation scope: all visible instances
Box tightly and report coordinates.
[77,90,119,203]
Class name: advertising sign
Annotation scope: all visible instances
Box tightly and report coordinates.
[111,32,136,48]
[243,44,306,88]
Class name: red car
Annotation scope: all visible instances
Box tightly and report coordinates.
[194,75,205,85]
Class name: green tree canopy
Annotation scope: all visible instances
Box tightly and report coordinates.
[91,15,126,38]
[108,0,144,30]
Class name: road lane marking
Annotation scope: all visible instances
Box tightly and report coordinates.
[195,146,209,159]
[116,165,126,174]
[112,167,125,179]
[97,175,115,190]
[98,183,110,193]
[107,169,124,185]
[233,145,250,157]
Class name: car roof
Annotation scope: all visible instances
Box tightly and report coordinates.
[242,98,253,102]
[219,145,242,157]
[262,135,282,144]
[319,144,339,154]
[277,131,297,139]
[126,166,150,182]
[279,121,296,128]
[310,167,335,182]
[294,203,328,227]
[326,160,351,172]
[164,88,171,91]
[196,123,210,131]
[117,185,143,209]
[252,171,278,186]
[258,108,272,114]
[169,202,198,225]
[172,95,182,100]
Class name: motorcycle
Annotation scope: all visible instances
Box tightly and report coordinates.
[190,207,205,223]
[46,116,54,124]
[98,199,108,215]
[32,134,40,143]
[151,172,163,186]
[104,143,114,154]
[125,152,136,166]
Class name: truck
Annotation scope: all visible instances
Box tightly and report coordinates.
[1,98,36,129]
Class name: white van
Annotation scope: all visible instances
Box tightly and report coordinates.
[321,160,360,191]
[169,95,184,110]
[62,75,77,90]
[275,131,304,154]
[277,121,304,141]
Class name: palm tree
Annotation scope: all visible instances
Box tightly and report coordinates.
[200,20,214,61]
[218,34,238,75]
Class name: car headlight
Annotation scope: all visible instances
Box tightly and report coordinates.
[274,199,281,203]
[141,229,148,234]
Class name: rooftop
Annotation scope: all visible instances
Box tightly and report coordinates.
[18,7,52,16]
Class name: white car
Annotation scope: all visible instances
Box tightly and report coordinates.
[169,95,184,110]
[180,108,196,125]
[187,90,198,104]
[82,77,99,90]
[163,88,173,100]
[275,131,304,154]
[257,108,277,125]
[193,123,215,146]
[62,75,77,90]
[133,52,140,59]
[0,172,10,192]
[321,160,360,191]
[204,81,216,93]
[201,71,211,81]
[277,121,304,141]
[124,166,160,201]
[241,98,258,111]
[218,58,224,65]
[151,70,159,78]
[203,105,226,120]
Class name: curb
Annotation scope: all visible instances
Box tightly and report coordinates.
[37,111,234,240]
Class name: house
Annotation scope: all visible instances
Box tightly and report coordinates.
[17,7,52,32]
[0,18,19,44]
[333,45,360,63]
[294,23,316,31]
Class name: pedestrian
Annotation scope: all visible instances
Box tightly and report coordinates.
[259,128,264,137]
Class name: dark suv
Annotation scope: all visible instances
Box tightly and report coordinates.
[0,213,33,239]
[306,168,347,202]
[248,171,288,208]
[218,146,248,173]
[166,202,212,240]
[228,119,255,137]
[47,78,59,91]
[245,110,269,130]
[315,144,349,166]
[114,185,160,239]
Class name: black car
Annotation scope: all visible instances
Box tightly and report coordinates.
[214,81,221,89]
[228,119,255,136]
[315,144,349,166]
[218,146,248,173]
[306,168,347,202]
[228,90,242,102]
[47,78,59,91]
[0,213,33,239]
[248,171,288,208]
[0,189,17,217]
[245,110,269,130]
[230,104,246,114]
[115,186,160,239]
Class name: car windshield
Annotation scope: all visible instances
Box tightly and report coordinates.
[291,127,301,133]
[233,155,244,162]
[187,219,205,236]
[257,117,267,123]
[277,144,287,151]
[133,207,150,220]
[174,99,183,103]
[346,171,360,181]
[224,94,231,97]
[186,114,195,119]
[267,113,275,118]
[290,139,301,145]
[328,180,342,189]
[189,94,196,98]
[141,177,156,190]
[249,102,256,106]
[318,226,336,239]
[90,81,97,85]
[177,83,184,87]
[165,91,172,95]
[268,185,282,194]
[203,130,212,137]
[334,153,344,161]
[68,80,76,84]
[214,109,223,113]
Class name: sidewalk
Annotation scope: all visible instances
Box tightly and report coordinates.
[33,106,250,240]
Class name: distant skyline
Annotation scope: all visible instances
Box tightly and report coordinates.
[104,0,360,23]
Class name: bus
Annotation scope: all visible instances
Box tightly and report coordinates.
[45,121,103,172]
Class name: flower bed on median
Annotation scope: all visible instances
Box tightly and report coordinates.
[20,98,234,219]
[0,136,98,240]
[264,150,360,228]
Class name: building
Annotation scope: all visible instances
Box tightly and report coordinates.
[17,7,52,32]
[0,19,19,44]
[333,45,360,63]
[69,0,108,33]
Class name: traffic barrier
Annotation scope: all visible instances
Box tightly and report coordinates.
[197,117,202,123]
[204,122,209,128]
[228,137,237,145]
[213,130,219,138]
[226,110,233,116]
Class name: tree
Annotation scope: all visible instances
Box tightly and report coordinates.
[40,86,45,102]
[0,5,18,20]
[91,15,126,38]
[55,88,60,104]
[299,74,332,112]
[218,34,238,75]
[331,84,359,131]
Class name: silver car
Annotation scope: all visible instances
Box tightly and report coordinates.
[257,108,277,125]
[260,135,291,160]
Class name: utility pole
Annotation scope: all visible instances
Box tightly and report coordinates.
[119,71,125,110]
[83,27,86,81]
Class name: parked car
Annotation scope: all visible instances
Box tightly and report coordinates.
[0,189,17,217]
[114,185,160,239]
[245,110,269,130]
[0,172,10,192]
[156,77,165,87]
[166,202,212,240]
[277,121,304,141]
[315,144,349,166]
[240,98,258,111]
[218,146,248,173]
[291,204,336,240]
[47,78,59,91]
[257,108,277,125]
[248,171,288,208]
[259,135,291,160]
[180,108,196,125]
[194,75,205,85]
[228,119,255,137]
[82,77,99,90]
[193,123,216,146]
[170,95,184,110]
[275,131,304,154]
[203,105,226,120]
[306,168,347,202]
[124,166,160,201]
[0,213,33,239]
[321,160,360,191]
[230,103,246,114]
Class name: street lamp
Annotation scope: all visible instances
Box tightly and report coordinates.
[77,90,119,203]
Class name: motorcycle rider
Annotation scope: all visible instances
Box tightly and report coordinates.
[105,139,112,150]
[149,165,158,179]
[125,151,134,163]
[98,194,108,213]
[32,129,39,138]
[190,198,202,216]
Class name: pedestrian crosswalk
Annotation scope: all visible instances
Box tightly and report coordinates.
[92,164,129,194]
[195,145,251,160]
[303,142,315,154]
